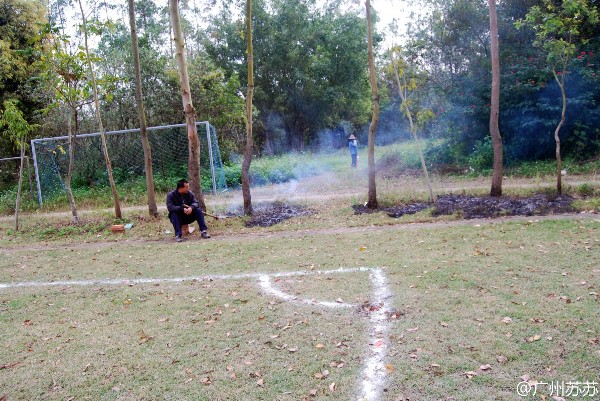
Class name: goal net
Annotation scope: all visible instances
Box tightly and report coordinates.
[31,122,227,205]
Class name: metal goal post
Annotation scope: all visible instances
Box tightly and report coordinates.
[30,122,227,205]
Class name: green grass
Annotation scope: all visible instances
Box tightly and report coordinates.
[0,219,599,400]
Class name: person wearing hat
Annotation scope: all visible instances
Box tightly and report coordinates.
[348,134,358,168]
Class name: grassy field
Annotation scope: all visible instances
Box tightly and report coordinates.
[1,160,600,400]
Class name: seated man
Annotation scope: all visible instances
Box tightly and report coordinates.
[166,179,210,242]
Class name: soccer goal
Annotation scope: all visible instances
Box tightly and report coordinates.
[30,122,227,205]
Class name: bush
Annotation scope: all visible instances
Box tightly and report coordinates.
[577,183,595,197]
[468,137,494,172]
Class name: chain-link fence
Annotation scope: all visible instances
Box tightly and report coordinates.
[31,122,227,205]
[0,156,36,212]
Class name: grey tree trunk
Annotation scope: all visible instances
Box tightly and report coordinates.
[169,0,205,210]
[366,0,379,209]
[488,0,503,197]
[65,111,79,223]
[14,138,25,231]
[78,0,122,219]
[241,0,254,216]
[128,0,158,217]
[554,65,567,194]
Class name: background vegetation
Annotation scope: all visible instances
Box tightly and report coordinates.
[1,0,600,207]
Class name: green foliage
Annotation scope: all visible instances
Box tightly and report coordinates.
[205,0,372,152]
[0,99,36,147]
[577,183,595,197]
[468,137,494,172]
[224,153,325,187]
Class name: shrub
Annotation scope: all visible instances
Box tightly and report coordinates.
[468,137,494,172]
[577,183,595,197]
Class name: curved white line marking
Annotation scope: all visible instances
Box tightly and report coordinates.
[259,275,355,308]
[0,266,393,401]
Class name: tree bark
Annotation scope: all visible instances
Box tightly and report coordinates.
[366,0,378,209]
[129,0,158,217]
[78,0,122,219]
[488,0,503,197]
[241,0,254,216]
[14,138,25,231]
[553,66,567,194]
[168,0,205,210]
[65,110,79,223]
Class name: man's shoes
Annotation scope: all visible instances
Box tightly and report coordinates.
[201,231,211,239]
[175,235,183,242]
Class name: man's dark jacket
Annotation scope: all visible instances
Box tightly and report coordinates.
[166,189,200,217]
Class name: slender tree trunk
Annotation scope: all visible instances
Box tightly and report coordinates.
[488,0,503,197]
[129,0,158,217]
[391,53,435,203]
[65,110,79,223]
[553,67,567,194]
[168,0,205,210]
[366,0,378,209]
[14,138,25,231]
[78,0,122,219]
[241,0,254,216]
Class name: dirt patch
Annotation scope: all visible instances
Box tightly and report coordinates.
[352,203,429,218]
[432,193,575,219]
[353,193,576,219]
[244,202,314,227]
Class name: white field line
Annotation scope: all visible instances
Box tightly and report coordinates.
[258,275,356,308]
[0,266,393,401]
[257,268,393,401]
[0,267,374,290]
[359,268,393,401]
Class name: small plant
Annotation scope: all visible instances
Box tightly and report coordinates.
[577,183,595,197]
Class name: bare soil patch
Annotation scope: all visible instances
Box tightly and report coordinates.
[353,193,576,219]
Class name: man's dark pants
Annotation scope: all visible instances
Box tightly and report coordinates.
[170,209,208,237]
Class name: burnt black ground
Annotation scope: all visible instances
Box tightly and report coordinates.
[242,202,314,227]
[353,193,576,219]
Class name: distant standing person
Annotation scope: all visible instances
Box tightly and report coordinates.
[348,134,358,168]
[167,179,210,242]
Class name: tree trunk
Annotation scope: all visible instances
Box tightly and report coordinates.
[14,138,25,231]
[241,0,254,216]
[366,0,378,209]
[169,0,205,210]
[65,110,79,223]
[78,0,122,219]
[391,53,435,203]
[129,0,158,217]
[554,67,567,194]
[488,0,503,197]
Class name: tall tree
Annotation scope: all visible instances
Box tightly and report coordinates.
[488,0,503,196]
[0,99,36,230]
[518,0,599,193]
[241,0,254,216]
[366,0,378,209]
[36,22,95,222]
[204,1,371,154]
[388,47,436,203]
[168,0,205,209]
[128,0,158,217]
[0,0,46,158]
[78,0,122,218]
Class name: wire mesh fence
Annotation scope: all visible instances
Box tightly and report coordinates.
[31,122,227,205]
[0,156,36,202]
